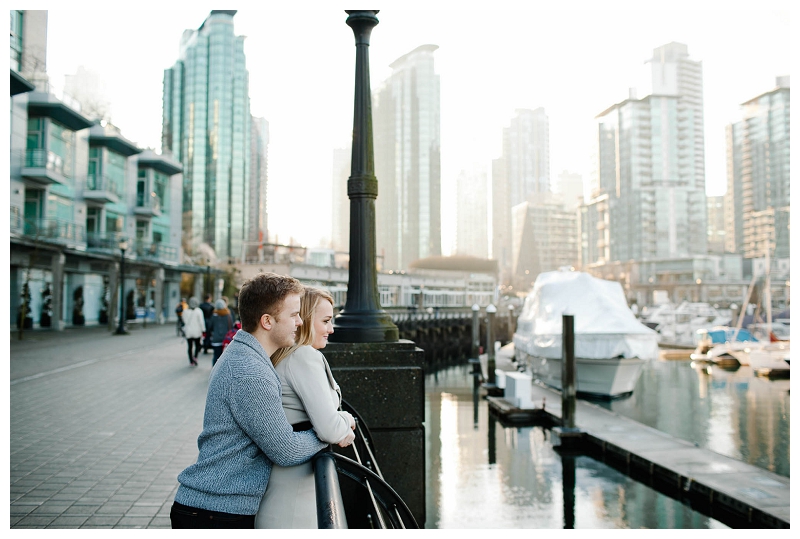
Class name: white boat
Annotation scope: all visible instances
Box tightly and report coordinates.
[640,302,730,348]
[748,344,790,372]
[513,270,659,398]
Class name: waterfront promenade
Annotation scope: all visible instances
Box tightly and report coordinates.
[9,324,207,529]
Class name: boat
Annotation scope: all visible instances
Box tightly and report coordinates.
[513,270,659,398]
[690,326,760,366]
[640,302,731,348]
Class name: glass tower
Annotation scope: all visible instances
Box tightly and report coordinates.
[162,10,251,262]
[373,44,441,271]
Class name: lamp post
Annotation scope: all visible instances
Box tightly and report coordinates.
[115,238,129,335]
[330,10,398,343]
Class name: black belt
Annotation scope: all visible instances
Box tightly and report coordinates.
[292,421,313,432]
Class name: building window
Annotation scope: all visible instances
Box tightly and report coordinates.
[10,11,24,72]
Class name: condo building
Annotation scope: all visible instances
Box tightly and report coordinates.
[162,10,252,263]
[373,44,441,271]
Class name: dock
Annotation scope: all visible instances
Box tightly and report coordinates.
[481,345,790,529]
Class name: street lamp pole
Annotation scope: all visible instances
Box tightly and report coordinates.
[330,10,398,343]
[115,238,129,335]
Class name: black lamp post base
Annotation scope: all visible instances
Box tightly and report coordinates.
[330,310,399,343]
[114,327,128,335]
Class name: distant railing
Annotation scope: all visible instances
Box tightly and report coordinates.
[23,218,85,243]
[86,232,124,251]
[86,174,123,196]
[133,240,178,262]
[135,191,161,212]
[25,149,71,178]
[312,400,419,529]
[10,206,23,232]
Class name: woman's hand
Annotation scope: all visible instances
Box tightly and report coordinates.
[337,429,355,447]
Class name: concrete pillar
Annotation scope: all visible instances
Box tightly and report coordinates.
[50,253,66,331]
[192,270,203,302]
[154,268,165,324]
[107,261,118,332]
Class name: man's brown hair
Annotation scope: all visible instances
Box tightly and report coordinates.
[237,273,304,333]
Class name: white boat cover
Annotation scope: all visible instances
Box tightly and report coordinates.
[514,270,659,361]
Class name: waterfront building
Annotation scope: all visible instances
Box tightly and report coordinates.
[455,165,489,259]
[373,44,441,271]
[162,10,251,263]
[331,146,351,254]
[492,108,551,285]
[510,195,578,292]
[707,195,726,254]
[10,10,198,331]
[724,76,790,260]
[246,116,269,261]
[554,169,584,211]
[580,43,707,266]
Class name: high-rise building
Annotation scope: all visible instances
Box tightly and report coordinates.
[373,44,441,271]
[724,76,790,259]
[706,196,726,254]
[249,116,269,251]
[63,66,112,122]
[162,10,251,263]
[331,146,351,254]
[455,166,489,259]
[491,108,550,284]
[511,195,578,292]
[554,170,584,211]
[580,43,707,266]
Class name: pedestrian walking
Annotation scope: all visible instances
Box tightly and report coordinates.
[170,273,326,529]
[183,297,206,367]
[209,299,233,366]
[199,294,215,353]
[175,297,188,337]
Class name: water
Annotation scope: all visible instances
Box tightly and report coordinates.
[597,359,790,478]
[422,358,788,528]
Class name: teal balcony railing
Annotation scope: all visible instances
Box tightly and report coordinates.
[86,232,125,251]
[25,148,71,178]
[133,240,178,262]
[135,191,161,213]
[86,174,124,197]
[22,218,85,243]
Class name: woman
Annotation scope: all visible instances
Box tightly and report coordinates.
[254,286,355,529]
[182,297,206,366]
[209,299,233,366]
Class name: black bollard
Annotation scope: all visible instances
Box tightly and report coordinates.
[471,304,480,359]
[562,314,576,429]
[561,451,576,529]
[486,304,496,385]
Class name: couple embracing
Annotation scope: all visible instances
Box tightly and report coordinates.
[170,273,355,529]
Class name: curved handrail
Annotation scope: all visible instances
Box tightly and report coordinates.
[340,398,382,477]
[312,449,349,529]
[325,451,419,529]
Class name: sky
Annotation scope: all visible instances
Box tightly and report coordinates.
[40,0,793,252]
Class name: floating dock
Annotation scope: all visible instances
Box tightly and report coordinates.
[482,346,790,528]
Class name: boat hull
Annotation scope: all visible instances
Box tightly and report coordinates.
[515,349,646,398]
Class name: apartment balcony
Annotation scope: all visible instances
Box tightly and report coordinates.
[10,206,23,234]
[133,240,178,262]
[86,232,125,253]
[134,193,162,218]
[84,174,122,205]
[21,149,71,187]
[20,217,85,244]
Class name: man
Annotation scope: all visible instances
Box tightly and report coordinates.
[175,297,188,337]
[198,294,215,353]
[170,273,328,528]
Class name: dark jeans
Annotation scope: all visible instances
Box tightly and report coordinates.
[170,501,254,529]
[212,345,224,366]
[203,322,212,351]
[186,338,202,362]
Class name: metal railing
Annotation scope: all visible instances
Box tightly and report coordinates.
[22,217,85,243]
[86,173,123,196]
[133,240,178,262]
[25,148,71,178]
[312,399,419,529]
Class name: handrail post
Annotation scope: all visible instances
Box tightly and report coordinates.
[313,450,349,529]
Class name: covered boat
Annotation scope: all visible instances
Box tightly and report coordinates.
[514,270,658,398]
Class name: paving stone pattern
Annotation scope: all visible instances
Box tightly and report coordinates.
[10,325,211,529]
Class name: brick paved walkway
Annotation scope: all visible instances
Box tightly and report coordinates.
[10,324,212,529]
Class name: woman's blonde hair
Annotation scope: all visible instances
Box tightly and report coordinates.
[270,286,334,366]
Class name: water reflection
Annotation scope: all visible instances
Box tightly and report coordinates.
[596,359,790,477]
[425,363,728,529]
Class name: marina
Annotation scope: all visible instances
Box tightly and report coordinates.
[424,345,790,528]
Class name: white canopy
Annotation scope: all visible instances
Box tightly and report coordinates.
[514,270,659,361]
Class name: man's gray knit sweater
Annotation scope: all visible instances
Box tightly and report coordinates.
[174,330,327,515]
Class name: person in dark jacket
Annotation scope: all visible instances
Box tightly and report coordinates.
[199,294,215,353]
[209,299,233,366]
